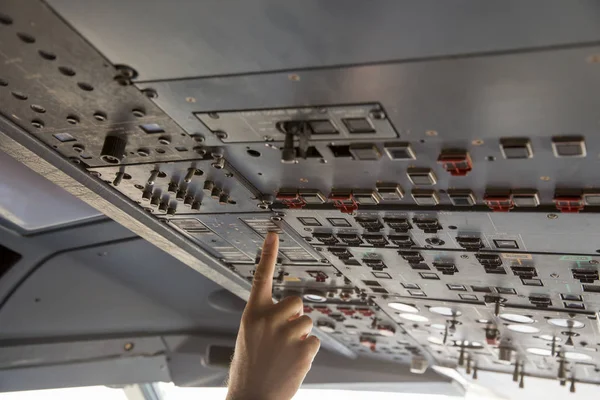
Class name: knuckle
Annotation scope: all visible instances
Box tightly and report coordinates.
[306,336,321,352]
[284,296,303,309]
[276,296,303,312]
[299,314,313,327]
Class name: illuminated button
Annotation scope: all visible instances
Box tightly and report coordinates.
[352,189,382,204]
[584,190,600,206]
[411,189,439,206]
[372,271,391,279]
[437,150,472,176]
[471,285,492,293]
[388,235,414,248]
[348,143,381,160]
[402,283,420,289]
[553,192,584,213]
[500,138,533,159]
[407,168,437,185]
[552,136,586,158]
[308,119,337,134]
[483,189,514,212]
[53,132,76,142]
[297,217,321,227]
[493,239,519,249]
[448,189,476,206]
[383,142,416,160]
[447,284,467,291]
[139,123,164,134]
[521,278,543,286]
[327,217,351,227]
[512,189,540,207]
[342,117,375,134]
[561,294,583,301]
[496,287,517,295]
[376,183,404,201]
[419,272,439,280]
[299,189,326,204]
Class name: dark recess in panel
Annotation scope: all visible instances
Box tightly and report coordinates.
[0,243,21,279]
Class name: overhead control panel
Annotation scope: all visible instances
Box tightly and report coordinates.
[3,0,600,390]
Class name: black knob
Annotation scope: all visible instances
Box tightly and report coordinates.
[100,135,127,164]
[281,132,296,164]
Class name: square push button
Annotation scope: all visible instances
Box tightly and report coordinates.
[383,142,416,160]
[308,119,337,134]
[493,239,519,249]
[407,168,437,185]
[342,117,375,134]
[500,138,533,159]
[552,136,586,158]
[349,143,381,160]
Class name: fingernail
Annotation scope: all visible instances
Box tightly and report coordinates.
[265,232,277,244]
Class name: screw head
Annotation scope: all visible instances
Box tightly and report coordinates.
[66,115,80,125]
[93,112,107,121]
[72,144,85,153]
[370,110,386,120]
[124,342,134,351]
[31,119,44,129]
[215,130,228,140]
[132,108,145,117]
[142,88,158,99]
[547,214,559,220]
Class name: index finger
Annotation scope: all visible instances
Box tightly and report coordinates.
[248,232,279,308]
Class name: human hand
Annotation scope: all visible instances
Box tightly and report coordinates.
[226,232,321,400]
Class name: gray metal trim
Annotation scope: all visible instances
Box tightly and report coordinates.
[0,114,250,298]
[0,114,355,359]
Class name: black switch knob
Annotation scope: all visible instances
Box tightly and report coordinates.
[100,135,126,164]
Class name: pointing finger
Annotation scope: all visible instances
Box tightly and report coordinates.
[248,232,279,308]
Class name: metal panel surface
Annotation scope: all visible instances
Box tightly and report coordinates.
[138,46,600,206]
[89,157,263,215]
[0,0,201,167]
[4,0,600,389]
[282,209,600,255]
[47,0,600,80]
